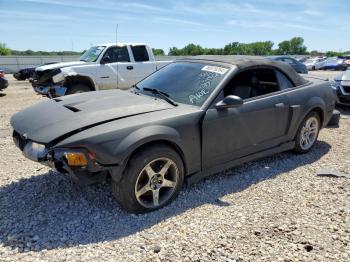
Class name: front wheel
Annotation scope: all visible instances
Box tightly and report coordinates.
[112,145,184,213]
[294,112,320,154]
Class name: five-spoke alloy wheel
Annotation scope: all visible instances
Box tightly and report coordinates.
[294,112,320,153]
[112,145,184,213]
[135,158,179,208]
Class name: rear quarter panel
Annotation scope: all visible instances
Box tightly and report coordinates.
[285,78,335,140]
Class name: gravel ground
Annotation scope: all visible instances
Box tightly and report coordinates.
[0,72,349,261]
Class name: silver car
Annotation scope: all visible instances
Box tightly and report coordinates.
[331,69,350,106]
[304,57,326,70]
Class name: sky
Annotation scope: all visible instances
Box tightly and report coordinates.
[0,0,348,53]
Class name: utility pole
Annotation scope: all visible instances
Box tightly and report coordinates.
[116,24,118,45]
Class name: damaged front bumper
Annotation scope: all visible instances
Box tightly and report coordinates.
[12,131,121,185]
[33,85,67,97]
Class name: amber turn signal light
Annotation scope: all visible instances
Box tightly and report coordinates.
[65,152,88,166]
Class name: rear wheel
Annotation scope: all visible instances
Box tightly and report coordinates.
[294,112,320,154]
[112,145,184,213]
[66,84,91,95]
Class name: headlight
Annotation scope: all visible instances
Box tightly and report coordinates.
[52,73,65,83]
[330,79,340,90]
[23,141,48,161]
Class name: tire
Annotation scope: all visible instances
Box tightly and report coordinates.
[66,84,91,95]
[112,144,185,213]
[294,112,321,154]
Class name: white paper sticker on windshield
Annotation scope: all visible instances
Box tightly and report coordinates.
[201,65,228,75]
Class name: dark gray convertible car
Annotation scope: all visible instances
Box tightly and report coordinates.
[11,56,335,213]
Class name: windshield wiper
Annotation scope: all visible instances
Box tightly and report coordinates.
[143,87,178,106]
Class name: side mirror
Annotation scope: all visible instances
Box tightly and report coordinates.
[100,56,111,64]
[215,95,243,109]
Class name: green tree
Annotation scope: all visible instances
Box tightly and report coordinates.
[276,37,307,55]
[152,48,165,56]
[276,40,291,55]
[325,51,344,57]
[289,37,307,54]
[181,44,204,55]
[168,47,181,56]
[0,42,11,55]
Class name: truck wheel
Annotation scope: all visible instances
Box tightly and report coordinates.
[112,145,184,213]
[66,84,91,95]
[294,112,320,154]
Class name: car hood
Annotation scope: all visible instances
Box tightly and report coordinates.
[10,90,173,144]
[334,70,350,84]
[36,61,87,71]
[334,70,350,80]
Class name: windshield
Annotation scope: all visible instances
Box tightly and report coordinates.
[79,46,105,62]
[136,62,229,106]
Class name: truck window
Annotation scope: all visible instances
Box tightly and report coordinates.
[131,46,149,62]
[103,46,130,63]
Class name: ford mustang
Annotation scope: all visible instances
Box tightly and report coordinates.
[11,56,336,213]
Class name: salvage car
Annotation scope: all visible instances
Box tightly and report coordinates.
[331,69,350,106]
[31,43,171,97]
[266,56,308,74]
[304,57,326,70]
[11,56,336,213]
[0,69,8,91]
[13,67,36,81]
[321,57,348,71]
[13,63,57,81]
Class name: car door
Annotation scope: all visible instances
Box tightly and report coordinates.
[96,46,136,90]
[129,45,157,83]
[202,68,291,169]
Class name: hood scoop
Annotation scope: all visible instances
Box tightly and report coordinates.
[64,105,80,112]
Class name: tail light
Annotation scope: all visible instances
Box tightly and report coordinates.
[0,71,4,78]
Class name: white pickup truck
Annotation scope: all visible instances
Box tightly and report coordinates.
[31,43,172,96]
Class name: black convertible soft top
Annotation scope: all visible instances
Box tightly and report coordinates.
[176,55,308,86]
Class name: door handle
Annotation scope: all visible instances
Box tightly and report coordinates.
[127,66,133,70]
[274,103,286,108]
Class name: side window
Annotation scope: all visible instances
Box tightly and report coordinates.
[223,68,280,100]
[131,46,149,62]
[276,70,294,90]
[103,46,130,63]
[284,58,296,65]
